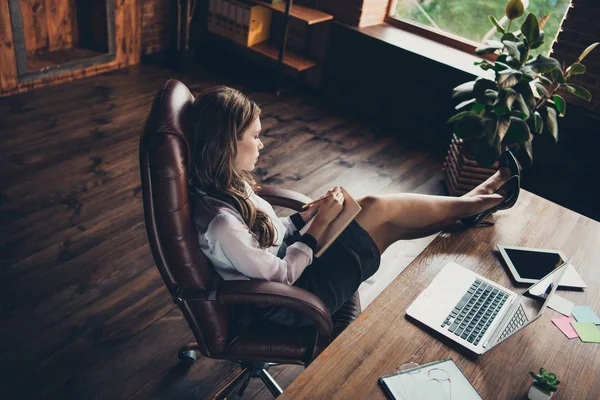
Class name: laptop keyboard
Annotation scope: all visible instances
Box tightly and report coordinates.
[441,279,509,346]
[499,303,529,340]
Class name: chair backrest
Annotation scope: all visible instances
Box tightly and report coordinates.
[139,79,230,356]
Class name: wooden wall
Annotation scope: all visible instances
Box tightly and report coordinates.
[141,0,175,55]
[0,0,141,97]
[19,0,78,55]
[552,0,600,114]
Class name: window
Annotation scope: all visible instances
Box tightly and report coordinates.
[388,0,571,56]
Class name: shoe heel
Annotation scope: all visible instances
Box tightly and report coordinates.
[499,150,520,178]
[459,216,495,227]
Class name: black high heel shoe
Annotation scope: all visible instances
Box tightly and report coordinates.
[460,175,520,227]
[499,149,520,178]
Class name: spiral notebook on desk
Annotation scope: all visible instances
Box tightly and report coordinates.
[299,187,362,258]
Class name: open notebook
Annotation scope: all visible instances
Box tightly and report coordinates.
[299,187,362,257]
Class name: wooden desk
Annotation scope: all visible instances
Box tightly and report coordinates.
[281,190,600,399]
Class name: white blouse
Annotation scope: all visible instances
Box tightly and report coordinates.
[194,184,313,285]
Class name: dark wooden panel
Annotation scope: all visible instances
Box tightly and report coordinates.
[0,1,19,94]
[20,0,50,55]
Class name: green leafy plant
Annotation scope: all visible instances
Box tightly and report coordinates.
[529,368,560,393]
[448,0,599,167]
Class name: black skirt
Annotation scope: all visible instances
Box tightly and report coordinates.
[256,219,381,327]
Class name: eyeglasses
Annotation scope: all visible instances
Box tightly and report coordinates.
[394,362,452,400]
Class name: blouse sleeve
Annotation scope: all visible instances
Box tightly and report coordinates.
[278,212,305,237]
[207,213,314,284]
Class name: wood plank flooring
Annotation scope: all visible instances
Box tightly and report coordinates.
[0,61,446,400]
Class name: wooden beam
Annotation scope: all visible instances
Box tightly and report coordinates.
[115,0,141,66]
[0,0,18,94]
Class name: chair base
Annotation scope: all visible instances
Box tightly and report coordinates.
[177,345,284,399]
[212,362,283,399]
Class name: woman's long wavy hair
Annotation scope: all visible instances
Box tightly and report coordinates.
[189,86,276,248]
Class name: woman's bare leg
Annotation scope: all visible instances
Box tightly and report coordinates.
[355,193,503,255]
[351,165,514,255]
[356,193,501,230]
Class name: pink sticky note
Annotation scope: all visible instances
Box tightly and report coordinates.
[552,315,579,339]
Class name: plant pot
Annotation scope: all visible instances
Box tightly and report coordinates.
[528,384,554,400]
[442,135,498,196]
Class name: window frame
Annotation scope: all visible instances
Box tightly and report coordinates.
[383,0,494,57]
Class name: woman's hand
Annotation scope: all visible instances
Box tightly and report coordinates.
[313,186,344,225]
[300,203,319,222]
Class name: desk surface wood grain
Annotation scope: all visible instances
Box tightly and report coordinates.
[281,190,600,400]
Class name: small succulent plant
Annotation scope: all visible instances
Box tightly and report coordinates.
[529,368,560,393]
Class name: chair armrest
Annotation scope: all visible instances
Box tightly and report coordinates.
[216,280,333,336]
[255,186,312,212]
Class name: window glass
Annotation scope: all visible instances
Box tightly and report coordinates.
[391,0,571,55]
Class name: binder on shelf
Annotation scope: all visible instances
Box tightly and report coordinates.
[241,5,251,45]
[226,0,237,39]
[233,2,244,44]
[247,3,271,47]
[213,0,225,36]
[208,0,271,47]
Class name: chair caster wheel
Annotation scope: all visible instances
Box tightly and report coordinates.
[178,347,197,365]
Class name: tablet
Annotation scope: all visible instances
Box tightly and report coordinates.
[497,245,586,289]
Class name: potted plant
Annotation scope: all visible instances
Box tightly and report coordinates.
[447,0,598,168]
[528,368,560,399]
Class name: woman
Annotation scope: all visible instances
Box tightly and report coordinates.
[190,86,519,327]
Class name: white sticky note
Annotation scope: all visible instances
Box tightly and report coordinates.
[547,295,575,316]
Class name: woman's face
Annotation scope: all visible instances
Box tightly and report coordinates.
[235,117,263,171]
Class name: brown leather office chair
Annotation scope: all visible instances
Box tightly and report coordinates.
[139,79,361,398]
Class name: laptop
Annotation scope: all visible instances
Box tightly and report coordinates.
[406,260,569,355]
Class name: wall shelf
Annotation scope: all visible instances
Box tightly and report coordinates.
[253,1,333,25]
[250,41,316,71]
[206,31,317,73]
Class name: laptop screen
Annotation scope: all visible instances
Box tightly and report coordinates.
[486,263,568,351]
[522,262,567,318]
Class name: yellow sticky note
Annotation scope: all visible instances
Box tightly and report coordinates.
[571,322,600,343]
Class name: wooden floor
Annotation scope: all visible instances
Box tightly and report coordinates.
[0,61,446,400]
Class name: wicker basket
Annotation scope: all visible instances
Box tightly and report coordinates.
[443,135,499,196]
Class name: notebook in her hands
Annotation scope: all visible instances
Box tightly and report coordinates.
[299,186,362,257]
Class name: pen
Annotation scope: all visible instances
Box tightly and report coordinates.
[302,195,330,209]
